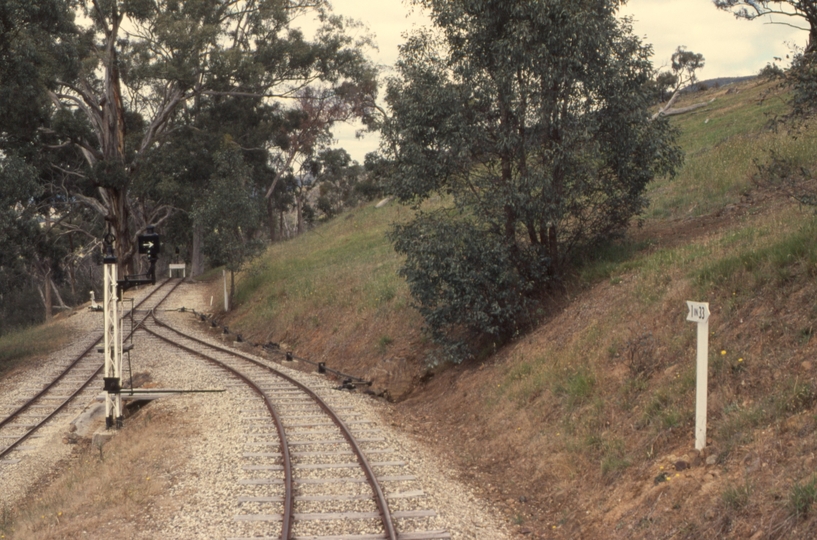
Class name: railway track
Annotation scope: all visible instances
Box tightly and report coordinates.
[142,309,451,540]
[0,278,183,464]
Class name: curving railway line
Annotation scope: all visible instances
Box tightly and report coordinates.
[0,279,462,538]
[142,309,451,540]
[0,278,183,463]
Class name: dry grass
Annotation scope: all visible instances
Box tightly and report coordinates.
[386,82,817,537]
[0,322,73,378]
[396,196,817,535]
[220,202,430,399]
[2,402,191,539]
[7,77,805,539]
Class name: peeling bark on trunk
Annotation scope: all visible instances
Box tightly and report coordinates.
[191,224,204,277]
[41,270,52,322]
[105,187,133,276]
[50,279,68,310]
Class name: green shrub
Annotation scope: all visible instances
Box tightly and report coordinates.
[553,367,595,409]
[391,212,541,361]
[722,480,752,511]
[789,476,817,519]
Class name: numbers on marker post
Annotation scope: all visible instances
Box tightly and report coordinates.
[686,301,710,324]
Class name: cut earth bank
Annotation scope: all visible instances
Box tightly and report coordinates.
[216,191,817,539]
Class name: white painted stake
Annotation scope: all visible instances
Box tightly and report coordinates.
[686,301,710,451]
[223,269,229,311]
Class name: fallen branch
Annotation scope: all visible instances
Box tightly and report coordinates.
[652,98,716,120]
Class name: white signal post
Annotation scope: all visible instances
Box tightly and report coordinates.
[100,227,160,430]
[686,301,710,451]
[102,237,123,429]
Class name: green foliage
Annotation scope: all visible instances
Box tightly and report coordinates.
[788,51,817,120]
[715,1,817,119]
[0,0,78,139]
[313,148,368,219]
[722,480,752,511]
[670,46,705,89]
[382,0,682,359]
[696,218,817,292]
[0,151,79,330]
[758,62,785,80]
[0,0,378,275]
[391,211,537,357]
[553,367,596,409]
[789,475,817,519]
[193,142,265,274]
[651,71,679,103]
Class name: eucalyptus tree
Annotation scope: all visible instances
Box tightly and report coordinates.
[381,0,682,360]
[653,47,708,119]
[715,1,817,118]
[192,140,265,307]
[714,1,817,51]
[313,148,364,218]
[263,80,377,239]
[0,0,88,323]
[38,0,376,271]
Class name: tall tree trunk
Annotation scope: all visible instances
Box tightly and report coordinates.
[102,186,133,276]
[99,8,132,276]
[42,269,53,322]
[67,233,76,297]
[230,270,235,308]
[280,210,287,240]
[50,279,68,310]
[191,224,204,277]
[267,197,278,242]
[296,193,305,235]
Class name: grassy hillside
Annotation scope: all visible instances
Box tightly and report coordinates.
[225,78,817,538]
[223,202,427,398]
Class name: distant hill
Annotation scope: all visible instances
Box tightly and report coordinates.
[683,75,756,92]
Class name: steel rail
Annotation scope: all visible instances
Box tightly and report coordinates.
[145,312,398,540]
[0,277,177,430]
[0,278,183,460]
[142,319,295,540]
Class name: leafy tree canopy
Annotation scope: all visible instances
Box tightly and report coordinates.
[193,138,265,274]
[381,0,683,361]
[2,0,377,269]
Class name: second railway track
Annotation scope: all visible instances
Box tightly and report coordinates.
[0,280,512,538]
[0,278,183,463]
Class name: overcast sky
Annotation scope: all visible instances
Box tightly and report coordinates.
[310,0,806,162]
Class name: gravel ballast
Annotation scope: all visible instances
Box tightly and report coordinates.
[0,281,511,539]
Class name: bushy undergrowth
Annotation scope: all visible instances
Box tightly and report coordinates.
[390,211,542,363]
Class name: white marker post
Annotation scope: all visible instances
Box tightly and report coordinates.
[223,269,229,311]
[686,301,710,451]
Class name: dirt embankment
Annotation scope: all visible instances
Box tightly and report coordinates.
[219,191,817,539]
